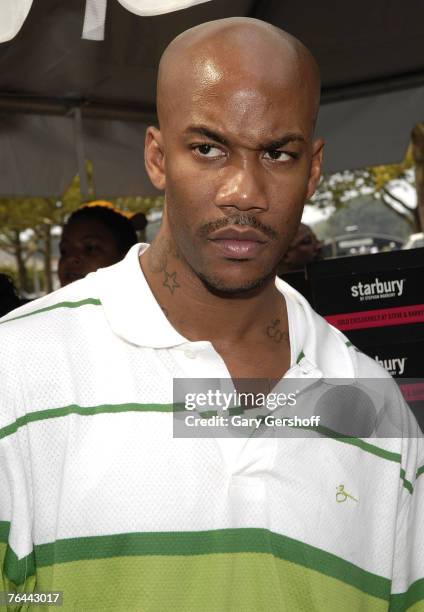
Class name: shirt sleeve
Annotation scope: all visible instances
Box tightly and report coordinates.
[389,415,424,611]
[0,386,36,610]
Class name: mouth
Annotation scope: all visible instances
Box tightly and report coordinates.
[207,227,268,259]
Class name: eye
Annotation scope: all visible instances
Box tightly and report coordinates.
[299,237,313,246]
[84,242,100,254]
[263,149,296,162]
[193,144,225,159]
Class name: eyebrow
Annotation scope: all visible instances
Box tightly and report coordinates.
[184,126,305,150]
[184,126,229,146]
[262,134,306,149]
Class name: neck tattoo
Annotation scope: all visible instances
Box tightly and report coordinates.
[147,237,181,296]
[266,318,289,345]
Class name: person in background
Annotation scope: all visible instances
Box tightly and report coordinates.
[0,273,28,317]
[279,222,322,273]
[58,203,138,286]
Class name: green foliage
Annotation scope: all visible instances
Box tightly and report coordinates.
[60,160,164,219]
[312,156,414,210]
[312,149,418,231]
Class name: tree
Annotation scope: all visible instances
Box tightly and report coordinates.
[314,195,410,242]
[412,123,424,230]
[0,197,52,292]
[0,171,86,293]
[312,123,424,233]
[0,160,164,293]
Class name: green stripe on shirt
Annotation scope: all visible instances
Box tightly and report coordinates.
[400,469,414,495]
[0,298,101,325]
[3,544,36,587]
[390,577,424,611]
[1,405,402,472]
[0,402,182,440]
[303,424,402,464]
[10,528,390,601]
[0,521,10,543]
[37,551,390,611]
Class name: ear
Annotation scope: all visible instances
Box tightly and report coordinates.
[306,138,324,200]
[145,126,166,190]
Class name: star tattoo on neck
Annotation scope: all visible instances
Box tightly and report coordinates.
[163,270,180,294]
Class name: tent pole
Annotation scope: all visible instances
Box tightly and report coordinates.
[73,107,89,199]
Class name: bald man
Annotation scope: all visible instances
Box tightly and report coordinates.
[1,18,423,611]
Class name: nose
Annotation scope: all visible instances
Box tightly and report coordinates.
[66,253,81,263]
[215,159,268,214]
[61,251,83,266]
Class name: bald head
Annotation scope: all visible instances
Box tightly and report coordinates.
[157,17,321,132]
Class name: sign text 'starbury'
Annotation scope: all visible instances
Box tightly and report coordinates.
[350,278,405,301]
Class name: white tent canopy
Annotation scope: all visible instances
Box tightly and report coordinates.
[0,0,423,197]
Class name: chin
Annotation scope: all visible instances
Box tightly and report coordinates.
[197,268,275,298]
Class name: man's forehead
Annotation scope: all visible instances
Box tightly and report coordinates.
[188,54,302,100]
[157,19,320,134]
[166,74,313,143]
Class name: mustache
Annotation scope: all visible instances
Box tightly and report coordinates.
[198,215,278,240]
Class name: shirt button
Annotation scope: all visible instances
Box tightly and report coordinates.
[184,350,196,359]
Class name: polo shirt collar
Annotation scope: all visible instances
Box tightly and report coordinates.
[275,276,355,379]
[95,243,188,348]
[94,243,355,378]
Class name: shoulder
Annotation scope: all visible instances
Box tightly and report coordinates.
[0,273,101,334]
[277,275,391,378]
[0,274,104,426]
[0,274,102,381]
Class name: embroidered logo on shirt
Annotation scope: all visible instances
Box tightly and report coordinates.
[336,484,358,503]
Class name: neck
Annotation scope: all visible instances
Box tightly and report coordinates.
[139,233,287,346]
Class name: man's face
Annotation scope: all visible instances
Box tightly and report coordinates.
[147,62,323,294]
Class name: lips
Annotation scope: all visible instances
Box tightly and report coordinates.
[208,227,267,259]
[208,227,267,242]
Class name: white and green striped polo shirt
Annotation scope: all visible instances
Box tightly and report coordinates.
[1,244,423,611]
